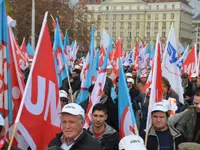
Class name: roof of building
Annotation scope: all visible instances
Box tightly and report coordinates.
[147,0,188,5]
[194,13,200,20]
[79,0,101,5]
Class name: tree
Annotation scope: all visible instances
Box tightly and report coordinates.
[9,0,100,55]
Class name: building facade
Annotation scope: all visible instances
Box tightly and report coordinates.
[192,14,200,51]
[187,0,200,18]
[80,0,193,51]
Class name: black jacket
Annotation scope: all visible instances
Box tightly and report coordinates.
[61,76,81,94]
[1,142,21,150]
[48,130,102,150]
[88,123,119,150]
[147,126,183,150]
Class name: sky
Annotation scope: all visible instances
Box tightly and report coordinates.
[71,0,80,6]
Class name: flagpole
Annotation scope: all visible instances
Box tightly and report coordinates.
[31,0,35,49]
[8,12,49,150]
[65,63,74,102]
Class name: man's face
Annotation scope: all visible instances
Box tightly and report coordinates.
[127,82,133,89]
[162,83,168,96]
[182,78,188,87]
[61,113,84,140]
[132,70,137,77]
[136,83,144,93]
[152,111,168,131]
[193,96,200,113]
[92,110,107,128]
[107,69,112,76]
[141,77,147,84]
[196,78,200,88]
[60,97,68,109]
[191,77,197,82]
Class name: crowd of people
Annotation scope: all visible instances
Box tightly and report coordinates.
[1,58,200,150]
[48,60,200,150]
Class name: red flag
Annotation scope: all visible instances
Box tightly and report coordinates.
[181,45,197,79]
[18,12,61,150]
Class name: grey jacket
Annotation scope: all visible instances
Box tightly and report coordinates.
[88,123,119,150]
[176,107,197,142]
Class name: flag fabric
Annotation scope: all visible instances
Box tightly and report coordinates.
[18,12,61,150]
[123,48,135,65]
[26,43,35,59]
[176,45,189,70]
[181,44,198,79]
[50,14,64,40]
[146,34,163,131]
[134,40,139,70]
[0,0,13,125]
[84,37,112,129]
[76,25,95,104]
[53,19,67,88]
[91,50,99,83]
[118,58,138,138]
[162,24,184,104]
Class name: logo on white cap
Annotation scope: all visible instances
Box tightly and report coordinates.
[60,103,85,119]
[151,102,168,113]
[0,115,4,126]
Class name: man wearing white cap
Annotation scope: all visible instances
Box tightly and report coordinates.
[48,103,102,150]
[147,102,183,150]
[59,90,69,109]
[0,115,21,150]
[119,134,147,150]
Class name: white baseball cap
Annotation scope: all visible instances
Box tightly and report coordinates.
[107,64,113,69]
[74,65,81,70]
[60,103,85,119]
[119,134,147,150]
[151,102,168,113]
[59,90,68,99]
[191,73,197,78]
[127,78,134,84]
[0,115,4,126]
[123,62,129,67]
[126,73,132,78]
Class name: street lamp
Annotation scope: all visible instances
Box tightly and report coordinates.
[32,0,35,50]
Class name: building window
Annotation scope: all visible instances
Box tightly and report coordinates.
[136,31,139,36]
[147,32,150,37]
[162,32,166,38]
[113,31,116,36]
[147,22,151,30]
[137,6,140,10]
[106,14,109,20]
[129,14,132,20]
[120,32,124,38]
[164,5,167,9]
[172,4,175,9]
[155,22,158,30]
[162,22,166,29]
[97,31,100,37]
[137,14,140,20]
[91,15,94,20]
[113,6,116,10]
[156,5,159,9]
[106,6,109,11]
[136,22,140,30]
[121,14,124,20]
[127,44,132,48]
[121,6,124,10]
[154,32,158,37]
[120,22,124,30]
[163,13,166,20]
[128,22,132,29]
[129,6,132,10]
[97,15,101,20]
[147,14,151,20]
[98,7,101,11]
[149,5,151,10]
[113,15,116,20]
[171,13,174,19]
[155,14,159,20]
[113,22,116,30]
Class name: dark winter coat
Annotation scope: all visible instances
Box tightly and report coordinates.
[1,141,22,150]
[48,130,102,150]
[88,123,119,150]
[147,126,183,150]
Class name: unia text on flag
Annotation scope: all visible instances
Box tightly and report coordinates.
[118,59,138,139]
[0,0,13,127]
[53,18,67,88]
[123,48,135,65]
[145,34,162,145]
[76,25,95,104]
[181,44,198,79]
[9,12,61,150]
[84,37,112,129]
[162,24,184,104]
